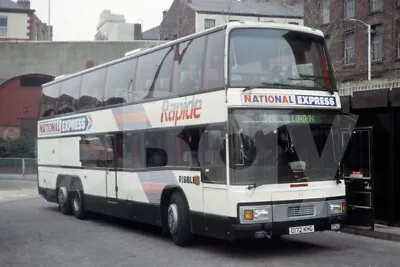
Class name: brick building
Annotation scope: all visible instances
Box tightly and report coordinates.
[304,0,400,82]
[160,0,303,40]
[0,0,52,41]
[0,74,53,140]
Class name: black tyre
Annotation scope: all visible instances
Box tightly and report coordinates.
[70,180,86,220]
[57,180,72,215]
[167,192,193,247]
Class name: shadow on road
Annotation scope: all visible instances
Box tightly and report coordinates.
[44,205,330,258]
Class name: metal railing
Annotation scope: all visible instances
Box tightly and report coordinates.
[0,158,37,176]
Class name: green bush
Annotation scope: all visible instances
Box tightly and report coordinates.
[0,136,35,158]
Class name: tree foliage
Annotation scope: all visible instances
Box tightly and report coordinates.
[0,136,36,158]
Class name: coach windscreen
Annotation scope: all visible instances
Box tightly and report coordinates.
[228,27,335,91]
[227,109,343,185]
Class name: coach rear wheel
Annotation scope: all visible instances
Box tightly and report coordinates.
[71,181,86,220]
[58,181,72,215]
[167,192,193,247]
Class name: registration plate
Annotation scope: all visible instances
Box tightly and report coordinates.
[289,225,315,235]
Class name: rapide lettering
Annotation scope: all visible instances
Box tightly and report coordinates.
[160,97,202,125]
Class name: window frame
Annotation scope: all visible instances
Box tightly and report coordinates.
[397,27,400,59]
[344,31,355,66]
[369,0,382,12]
[204,19,216,30]
[344,0,355,19]
[0,17,7,37]
[371,24,383,62]
[320,0,330,25]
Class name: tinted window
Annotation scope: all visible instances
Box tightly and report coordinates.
[40,83,59,118]
[175,36,207,94]
[203,30,225,90]
[198,127,227,184]
[79,67,106,110]
[150,46,175,99]
[135,47,174,101]
[58,76,82,114]
[104,58,137,106]
[79,135,113,167]
[120,132,144,169]
[145,130,169,168]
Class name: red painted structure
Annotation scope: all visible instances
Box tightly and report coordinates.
[0,74,53,139]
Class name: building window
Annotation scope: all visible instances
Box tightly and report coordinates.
[370,0,382,12]
[325,36,331,50]
[204,19,216,29]
[0,17,7,37]
[320,0,330,24]
[371,24,383,61]
[344,32,355,65]
[345,0,355,19]
[397,27,400,59]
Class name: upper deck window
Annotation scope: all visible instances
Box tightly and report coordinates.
[228,28,335,91]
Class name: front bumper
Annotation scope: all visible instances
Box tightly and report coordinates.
[230,215,346,240]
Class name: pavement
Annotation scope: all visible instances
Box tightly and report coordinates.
[0,180,400,266]
[343,224,400,243]
[0,179,38,204]
[0,173,37,181]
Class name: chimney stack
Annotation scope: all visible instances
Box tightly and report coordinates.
[133,23,143,40]
[17,0,31,9]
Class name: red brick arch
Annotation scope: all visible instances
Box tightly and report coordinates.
[0,74,54,139]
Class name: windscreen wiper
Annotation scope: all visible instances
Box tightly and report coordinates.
[287,75,336,95]
[334,173,342,185]
[247,181,267,190]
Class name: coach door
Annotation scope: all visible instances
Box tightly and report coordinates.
[341,127,374,229]
[200,128,229,236]
[104,134,118,201]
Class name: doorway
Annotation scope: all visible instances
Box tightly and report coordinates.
[340,127,374,230]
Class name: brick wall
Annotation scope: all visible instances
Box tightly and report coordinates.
[304,0,400,82]
[160,0,196,40]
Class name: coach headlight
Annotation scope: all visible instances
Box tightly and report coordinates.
[239,205,272,224]
[329,201,347,215]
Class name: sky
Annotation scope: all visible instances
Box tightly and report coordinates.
[29,0,174,41]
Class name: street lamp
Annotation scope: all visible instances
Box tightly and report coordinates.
[347,18,371,80]
[48,0,51,41]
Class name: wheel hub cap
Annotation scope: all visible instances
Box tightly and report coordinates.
[73,190,80,211]
[167,204,178,235]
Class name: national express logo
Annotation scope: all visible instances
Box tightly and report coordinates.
[39,115,93,135]
[242,94,337,107]
[160,96,202,125]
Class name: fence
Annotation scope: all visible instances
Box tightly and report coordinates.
[338,77,400,96]
[0,158,37,176]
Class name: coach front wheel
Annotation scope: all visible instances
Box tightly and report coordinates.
[167,192,193,247]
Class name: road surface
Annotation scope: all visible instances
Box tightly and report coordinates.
[0,179,399,267]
